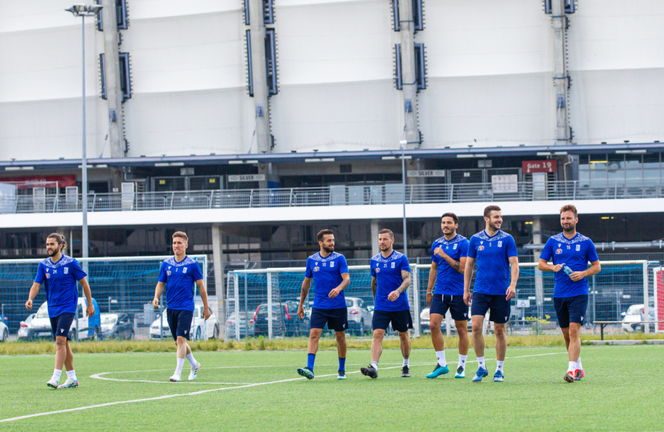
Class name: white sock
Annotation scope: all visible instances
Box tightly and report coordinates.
[496,360,504,372]
[52,369,62,382]
[66,370,77,381]
[370,361,378,370]
[568,361,576,372]
[186,353,197,367]
[477,356,486,369]
[435,350,447,367]
[175,358,185,376]
[403,358,409,367]
[458,354,467,369]
[576,356,583,370]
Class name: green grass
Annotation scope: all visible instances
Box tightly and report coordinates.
[1,345,662,431]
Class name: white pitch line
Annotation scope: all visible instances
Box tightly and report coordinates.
[0,351,564,424]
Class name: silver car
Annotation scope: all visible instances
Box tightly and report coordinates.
[345,297,372,336]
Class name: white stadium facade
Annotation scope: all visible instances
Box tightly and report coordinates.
[0,0,663,275]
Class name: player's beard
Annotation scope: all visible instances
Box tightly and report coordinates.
[322,245,334,254]
[379,244,391,251]
[488,221,501,232]
[47,246,60,257]
[562,223,575,233]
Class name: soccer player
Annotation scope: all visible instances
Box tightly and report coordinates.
[297,229,351,380]
[153,231,211,382]
[464,205,519,383]
[426,213,470,379]
[360,229,412,379]
[538,204,601,383]
[25,233,94,389]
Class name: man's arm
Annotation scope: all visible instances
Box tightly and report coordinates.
[538,258,563,273]
[329,273,350,298]
[463,257,475,306]
[25,282,41,311]
[195,279,211,320]
[388,270,411,301]
[570,260,601,282]
[371,276,377,300]
[426,262,437,307]
[506,256,519,300]
[434,248,466,274]
[79,277,95,317]
[152,281,165,308]
[297,277,312,319]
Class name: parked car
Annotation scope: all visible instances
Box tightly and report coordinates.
[252,301,309,337]
[622,303,656,332]
[346,297,372,336]
[18,313,36,340]
[225,311,252,340]
[420,307,471,334]
[25,298,101,340]
[0,319,8,342]
[100,313,134,340]
[149,306,219,340]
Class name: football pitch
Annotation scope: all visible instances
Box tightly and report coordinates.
[1,345,661,431]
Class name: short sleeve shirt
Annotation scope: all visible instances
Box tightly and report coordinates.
[305,252,349,310]
[431,234,469,296]
[157,256,203,311]
[34,255,87,317]
[370,250,411,312]
[468,230,518,295]
[540,232,599,298]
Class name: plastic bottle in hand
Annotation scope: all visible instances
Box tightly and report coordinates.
[563,266,573,276]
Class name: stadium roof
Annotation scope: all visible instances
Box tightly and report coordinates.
[1,142,663,170]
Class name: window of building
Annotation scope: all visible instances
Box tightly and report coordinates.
[96,0,129,31]
[245,29,278,97]
[394,44,427,91]
[544,0,575,14]
[99,53,132,101]
[263,0,274,24]
[392,0,424,32]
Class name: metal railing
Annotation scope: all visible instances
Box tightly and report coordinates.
[1,179,662,214]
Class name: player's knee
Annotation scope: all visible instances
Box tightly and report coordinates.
[55,336,67,347]
[176,336,187,345]
[334,331,346,341]
[398,331,409,341]
[494,325,506,337]
[471,321,483,333]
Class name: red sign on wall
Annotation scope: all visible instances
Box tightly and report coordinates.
[522,160,557,174]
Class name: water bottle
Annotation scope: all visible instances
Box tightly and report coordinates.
[563,265,573,276]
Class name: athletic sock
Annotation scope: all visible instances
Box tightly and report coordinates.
[66,370,77,381]
[185,353,197,367]
[307,353,316,372]
[496,361,504,372]
[576,356,583,370]
[458,354,467,369]
[403,358,409,367]
[52,369,62,382]
[435,350,447,367]
[477,356,486,370]
[371,361,379,370]
[568,361,576,372]
[175,358,185,376]
[338,357,346,372]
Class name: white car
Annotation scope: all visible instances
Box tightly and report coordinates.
[25,299,101,340]
[18,313,36,340]
[622,304,655,333]
[150,305,219,340]
[0,320,8,342]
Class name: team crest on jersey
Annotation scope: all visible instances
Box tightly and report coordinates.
[576,245,581,251]
[555,249,562,255]
[498,241,503,248]
[391,262,395,269]
[330,262,335,268]
[453,244,458,250]
[323,263,326,267]
[183,267,187,273]
[478,246,484,251]
[64,267,69,274]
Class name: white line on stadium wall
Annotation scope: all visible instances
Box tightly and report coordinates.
[0,352,562,424]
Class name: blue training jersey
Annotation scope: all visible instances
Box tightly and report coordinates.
[158,256,203,311]
[468,230,518,295]
[305,252,349,310]
[370,250,411,312]
[540,232,599,298]
[34,255,87,317]
[431,234,469,296]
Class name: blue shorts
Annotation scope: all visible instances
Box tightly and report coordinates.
[430,294,469,322]
[554,295,588,328]
[310,307,348,332]
[372,309,413,333]
[50,313,75,340]
[167,309,193,341]
[471,293,511,324]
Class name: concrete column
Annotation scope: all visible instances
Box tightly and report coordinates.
[551,0,571,142]
[248,0,271,154]
[533,217,545,324]
[370,221,380,257]
[398,0,419,147]
[100,0,125,158]
[211,225,225,335]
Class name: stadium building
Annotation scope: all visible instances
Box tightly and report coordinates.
[1,0,663,291]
